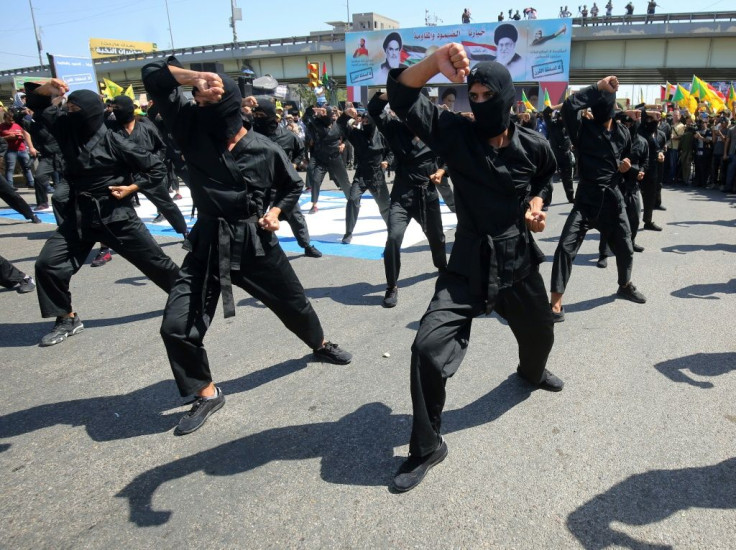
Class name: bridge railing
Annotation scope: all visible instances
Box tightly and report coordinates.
[570,10,736,26]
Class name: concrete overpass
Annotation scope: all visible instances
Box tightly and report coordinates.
[1,11,734,97]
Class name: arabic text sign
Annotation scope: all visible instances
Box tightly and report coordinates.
[49,55,98,93]
[346,19,571,86]
[89,38,157,59]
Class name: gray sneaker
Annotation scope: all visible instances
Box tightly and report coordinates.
[15,276,35,294]
[382,287,398,308]
[40,314,84,346]
[313,342,352,365]
[617,283,647,304]
[175,387,225,435]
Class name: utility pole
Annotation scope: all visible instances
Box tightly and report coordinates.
[346,0,350,30]
[28,0,44,67]
[163,0,175,49]
[230,0,242,43]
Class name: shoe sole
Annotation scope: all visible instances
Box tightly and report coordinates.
[617,293,646,304]
[40,323,84,347]
[174,398,225,435]
[382,301,397,308]
[391,442,449,493]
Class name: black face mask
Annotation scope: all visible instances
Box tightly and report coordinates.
[112,95,135,124]
[241,112,254,130]
[466,62,515,139]
[194,73,243,142]
[67,90,105,142]
[591,91,617,125]
[361,115,374,135]
[645,120,659,133]
[252,97,279,135]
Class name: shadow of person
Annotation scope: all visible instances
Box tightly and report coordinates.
[654,352,736,389]
[670,279,736,300]
[669,219,736,228]
[563,294,616,314]
[117,375,533,526]
[566,457,736,550]
[661,243,736,255]
[0,356,311,445]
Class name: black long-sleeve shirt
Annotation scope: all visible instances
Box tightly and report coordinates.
[387,69,555,292]
[336,114,392,179]
[304,114,344,164]
[562,85,631,207]
[107,118,168,187]
[264,126,305,167]
[542,110,571,152]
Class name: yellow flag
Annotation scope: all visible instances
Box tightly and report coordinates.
[103,78,123,99]
[124,85,135,100]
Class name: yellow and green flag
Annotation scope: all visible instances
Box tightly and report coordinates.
[543,88,552,108]
[728,84,736,111]
[521,90,536,112]
[124,84,135,100]
[102,77,123,100]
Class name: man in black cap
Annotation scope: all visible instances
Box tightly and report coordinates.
[549,76,647,323]
[336,107,392,244]
[246,95,322,257]
[24,81,180,347]
[367,92,448,308]
[142,57,352,436]
[385,43,562,492]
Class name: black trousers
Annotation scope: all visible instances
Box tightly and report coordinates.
[0,253,25,288]
[0,173,34,220]
[600,187,641,256]
[640,171,659,225]
[554,149,574,201]
[408,269,554,456]
[139,182,188,235]
[33,156,60,206]
[160,243,325,396]
[309,156,351,204]
[283,205,312,249]
[551,200,633,293]
[345,175,390,237]
[384,194,447,289]
[165,154,190,192]
[35,216,179,318]
[51,180,71,226]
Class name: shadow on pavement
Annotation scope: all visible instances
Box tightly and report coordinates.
[117,374,535,526]
[566,457,736,550]
[654,352,736,389]
[670,279,736,299]
[661,243,736,255]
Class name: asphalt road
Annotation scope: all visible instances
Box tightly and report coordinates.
[1,182,735,549]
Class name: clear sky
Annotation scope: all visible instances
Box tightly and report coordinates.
[2,0,729,71]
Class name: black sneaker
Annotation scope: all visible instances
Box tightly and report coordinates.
[91,249,112,267]
[313,342,352,365]
[654,205,667,211]
[152,213,165,223]
[304,245,323,258]
[341,233,352,244]
[382,287,398,308]
[617,283,647,304]
[643,222,662,231]
[31,215,42,224]
[596,256,608,268]
[633,243,644,252]
[517,366,564,392]
[15,276,35,294]
[392,437,448,493]
[174,387,225,435]
[40,314,84,346]
[551,305,565,323]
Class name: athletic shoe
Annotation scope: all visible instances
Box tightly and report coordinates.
[633,243,645,253]
[654,205,667,211]
[551,305,565,323]
[172,193,183,201]
[174,387,225,435]
[15,276,35,294]
[152,213,165,223]
[91,249,112,267]
[392,437,448,493]
[617,283,647,304]
[382,287,398,308]
[341,233,352,244]
[30,215,42,224]
[33,203,49,211]
[40,314,84,346]
[304,245,323,258]
[313,342,352,365]
[517,366,564,392]
[596,256,608,268]
[308,205,318,214]
[643,222,662,231]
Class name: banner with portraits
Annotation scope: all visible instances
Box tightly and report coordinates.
[346,19,572,86]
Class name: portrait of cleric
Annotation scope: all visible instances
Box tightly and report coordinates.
[493,23,524,80]
[378,32,407,82]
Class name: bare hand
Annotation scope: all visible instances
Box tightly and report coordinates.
[169,65,223,103]
[243,95,258,108]
[637,171,645,181]
[345,107,358,119]
[259,210,280,232]
[436,43,470,83]
[338,143,345,154]
[619,158,631,172]
[657,152,665,163]
[525,208,547,233]
[36,78,69,97]
[380,161,388,170]
[429,169,445,184]
[109,184,138,199]
[597,76,619,93]
[313,107,328,117]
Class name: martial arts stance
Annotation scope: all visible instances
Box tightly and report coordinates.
[337,107,392,244]
[367,92,448,308]
[386,44,562,492]
[304,107,351,213]
[549,76,647,323]
[25,81,180,346]
[143,58,352,436]
[542,105,575,203]
[247,96,322,257]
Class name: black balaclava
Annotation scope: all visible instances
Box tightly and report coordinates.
[591,90,617,125]
[317,106,333,126]
[466,61,515,139]
[194,73,243,142]
[252,97,279,135]
[361,114,375,136]
[644,115,659,133]
[67,90,106,142]
[112,95,135,124]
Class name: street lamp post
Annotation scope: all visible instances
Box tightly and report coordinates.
[28,0,44,68]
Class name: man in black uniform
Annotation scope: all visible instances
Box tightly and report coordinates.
[147,98,190,199]
[304,106,351,213]
[247,96,322,257]
[386,44,562,492]
[336,107,392,244]
[21,106,62,211]
[639,109,667,231]
[0,136,41,223]
[367,92,448,308]
[25,81,180,347]
[598,111,648,267]
[142,57,352,436]
[549,76,647,323]
[543,104,575,203]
